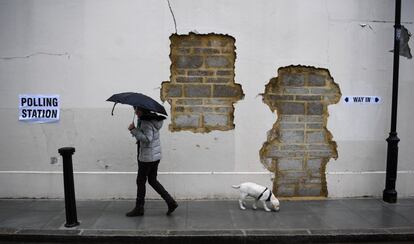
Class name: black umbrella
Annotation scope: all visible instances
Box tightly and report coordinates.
[107,92,167,116]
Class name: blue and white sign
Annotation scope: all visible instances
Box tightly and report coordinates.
[343,96,381,104]
[19,95,60,123]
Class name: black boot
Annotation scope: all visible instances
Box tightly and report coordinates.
[166,201,178,216]
[126,206,144,217]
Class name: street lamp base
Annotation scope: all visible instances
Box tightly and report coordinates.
[383,189,397,203]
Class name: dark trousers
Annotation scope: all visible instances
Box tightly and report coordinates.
[136,160,175,208]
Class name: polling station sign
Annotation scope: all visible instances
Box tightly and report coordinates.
[19,95,60,123]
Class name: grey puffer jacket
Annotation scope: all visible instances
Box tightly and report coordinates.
[130,119,163,162]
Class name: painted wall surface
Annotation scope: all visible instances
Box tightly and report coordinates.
[0,0,413,199]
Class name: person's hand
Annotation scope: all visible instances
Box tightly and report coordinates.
[128,123,135,131]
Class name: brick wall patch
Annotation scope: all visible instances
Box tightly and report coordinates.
[260,65,341,197]
[161,33,244,133]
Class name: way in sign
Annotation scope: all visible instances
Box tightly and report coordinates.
[344,96,381,104]
[353,97,373,102]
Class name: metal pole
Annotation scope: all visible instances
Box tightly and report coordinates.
[383,0,401,204]
[58,147,80,227]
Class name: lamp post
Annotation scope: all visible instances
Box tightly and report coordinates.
[383,0,401,204]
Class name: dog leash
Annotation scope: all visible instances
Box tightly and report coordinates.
[257,187,267,200]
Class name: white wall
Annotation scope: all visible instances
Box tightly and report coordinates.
[0,0,413,199]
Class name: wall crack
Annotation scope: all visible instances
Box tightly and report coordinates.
[166,0,178,34]
[0,52,70,61]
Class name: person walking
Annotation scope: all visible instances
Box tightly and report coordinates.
[126,107,178,217]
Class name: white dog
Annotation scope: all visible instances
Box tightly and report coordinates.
[232,182,280,212]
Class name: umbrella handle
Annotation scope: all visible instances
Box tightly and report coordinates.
[132,112,136,126]
[111,103,117,116]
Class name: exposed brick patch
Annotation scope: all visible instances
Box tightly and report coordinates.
[161,33,244,133]
[260,65,341,197]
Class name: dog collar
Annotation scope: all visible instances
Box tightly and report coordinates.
[266,190,272,202]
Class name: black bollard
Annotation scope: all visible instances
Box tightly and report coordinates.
[58,147,80,227]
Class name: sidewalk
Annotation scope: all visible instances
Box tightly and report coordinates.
[1,198,414,243]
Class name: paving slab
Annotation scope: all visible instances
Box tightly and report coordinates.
[0,198,414,243]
